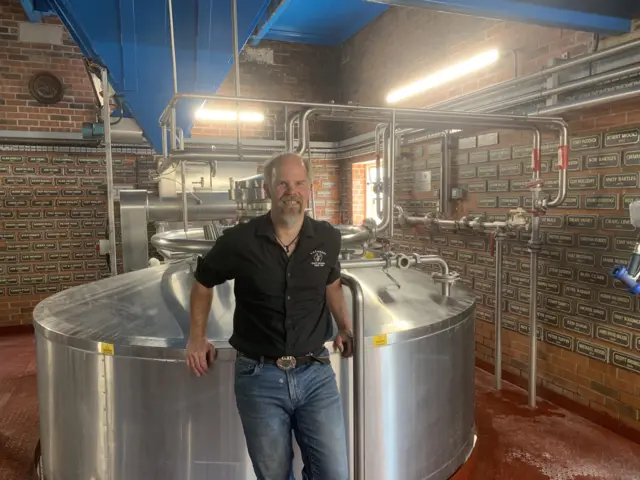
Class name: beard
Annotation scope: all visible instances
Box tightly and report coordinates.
[275,195,304,227]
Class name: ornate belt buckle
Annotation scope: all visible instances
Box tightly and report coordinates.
[276,356,296,371]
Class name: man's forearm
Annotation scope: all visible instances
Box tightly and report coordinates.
[190,282,213,340]
[326,282,352,331]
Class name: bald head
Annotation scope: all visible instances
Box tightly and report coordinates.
[263,152,311,189]
[262,152,311,228]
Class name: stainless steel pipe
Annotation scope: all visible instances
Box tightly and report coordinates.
[147,201,237,223]
[180,161,188,233]
[472,63,640,113]
[441,132,450,217]
[161,93,567,126]
[374,123,386,218]
[341,255,449,275]
[286,111,300,151]
[339,272,365,480]
[169,152,272,161]
[494,230,505,390]
[102,66,118,277]
[545,124,568,208]
[429,37,640,111]
[537,85,640,116]
[150,233,215,254]
[335,224,374,246]
[389,111,396,238]
[231,0,242,161]
[529,233,540,409]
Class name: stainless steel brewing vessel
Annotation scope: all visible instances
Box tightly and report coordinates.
[33,259,476,480]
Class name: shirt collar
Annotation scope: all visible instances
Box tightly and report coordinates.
[255,212,316,239]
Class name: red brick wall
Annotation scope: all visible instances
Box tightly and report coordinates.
[339,7,594,137]
[0,0,96,132]
[192,40,341,142]
[340,7,640,432]
[340,155,371,224]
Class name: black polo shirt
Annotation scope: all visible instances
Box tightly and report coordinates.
[193,213,342,358]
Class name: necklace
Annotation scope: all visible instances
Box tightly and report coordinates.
[275,232,300,253]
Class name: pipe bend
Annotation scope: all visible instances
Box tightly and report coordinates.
[150,231,214,255]
[419,255,450,276]
[296,107,335,155]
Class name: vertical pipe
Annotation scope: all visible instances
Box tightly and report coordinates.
[168,0,178,151]
[441,131,450,217]
[494,230,504,389]
[286,111,300,151]
[531,128,541,182]
[168,0,178,95]
[340,273,365,480]
[375,127,391,232]
[171,107,177,150]
[306,128,317,219]
[389,111,396,238]
[162,124,168,161]
[374,124,385,218]
[283,106,288,145]
[528,233,540,408]
[177,127,185,150]
[102,67,117,277]
[528,127,543,408]
[546,124,569,208]
[231,0,243,160]
[181,161,188,234]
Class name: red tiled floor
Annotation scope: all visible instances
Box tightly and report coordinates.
[470,369,640,479]
[1,331,640,480]
[0,333,38,480]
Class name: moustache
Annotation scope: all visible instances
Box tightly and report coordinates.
[280,196,302,204]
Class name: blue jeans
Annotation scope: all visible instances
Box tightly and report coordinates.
[234,348,349,480]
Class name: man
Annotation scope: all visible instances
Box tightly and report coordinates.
[186,152,353,480]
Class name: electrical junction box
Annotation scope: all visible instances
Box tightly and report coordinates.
[451,187,465,200]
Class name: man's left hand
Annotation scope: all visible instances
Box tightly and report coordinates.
[333,329,354,358]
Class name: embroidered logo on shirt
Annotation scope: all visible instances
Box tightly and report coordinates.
[310,250,326,267]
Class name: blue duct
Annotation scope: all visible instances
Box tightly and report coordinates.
[250,0,389,46]
[365,0,632,35]
[38,0,270,153]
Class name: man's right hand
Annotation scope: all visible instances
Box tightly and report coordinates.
[186,337,215,377]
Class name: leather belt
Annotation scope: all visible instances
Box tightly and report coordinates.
[239,350,329,371]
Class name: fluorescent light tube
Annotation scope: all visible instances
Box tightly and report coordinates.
[387,49,500,104]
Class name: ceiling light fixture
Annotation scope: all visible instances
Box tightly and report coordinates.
[386,49,500,104]
[195,109,265,123]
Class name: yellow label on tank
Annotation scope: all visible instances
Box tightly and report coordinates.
[99,343,114,355]
[364,252,375,259]
[373,334,388,347]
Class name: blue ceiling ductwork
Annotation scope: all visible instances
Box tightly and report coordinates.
[365,0,633,35]
[250,0,389,46]
[23,0,270,152]
[19,0,636,153]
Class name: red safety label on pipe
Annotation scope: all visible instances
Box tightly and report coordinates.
[558,145,569,170]
[532,148,541,172]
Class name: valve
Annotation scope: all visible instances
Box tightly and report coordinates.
[611,266,640,295]
[508,208,531,230]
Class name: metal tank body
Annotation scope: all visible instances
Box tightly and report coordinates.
[33,259,476,480]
